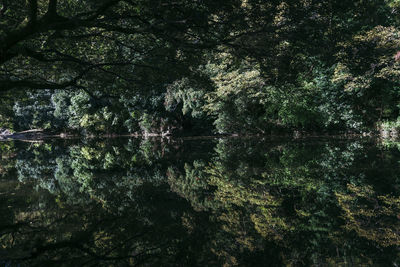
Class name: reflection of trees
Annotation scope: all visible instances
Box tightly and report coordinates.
[336,184,400,247]
[1,138,400,266]
[0,141,16,178]
[0,187,191,266]
[15,139,169,207]
[2,138,221,266]
[168,139,400,266]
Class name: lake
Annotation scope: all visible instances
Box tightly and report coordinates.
[0,137,399,266]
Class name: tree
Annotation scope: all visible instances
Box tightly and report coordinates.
[0,0,238,93]
[1,0,399,134]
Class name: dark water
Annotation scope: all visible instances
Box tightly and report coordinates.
[0,137,399,266]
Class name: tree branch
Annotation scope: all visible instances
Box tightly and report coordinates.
[28,0,38,27]
[0,0,8,16]
[47,0,57,16]
[0,67,91,93]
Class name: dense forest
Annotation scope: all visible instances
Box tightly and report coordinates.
[1,0,400,136]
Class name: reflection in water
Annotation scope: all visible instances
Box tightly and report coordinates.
[0,138,399,266]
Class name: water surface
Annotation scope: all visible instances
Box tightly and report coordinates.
[0,137,399,266]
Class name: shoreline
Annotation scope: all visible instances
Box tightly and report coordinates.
[0,129,399,142]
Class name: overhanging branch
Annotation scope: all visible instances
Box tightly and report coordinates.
[47,0,57,16]
[28,0,38,27]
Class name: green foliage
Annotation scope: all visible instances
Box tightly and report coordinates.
[13,91,56,131]
[203,54,269,133]
[1,0,400,135]
[381,118,400,131]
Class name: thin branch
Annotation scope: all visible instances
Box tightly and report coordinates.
[28,0,38,27]
[73,0,122,20]
[0,67,90,92]
[47,0,57,16]
[0,0,8,16]
[87,0,122,20]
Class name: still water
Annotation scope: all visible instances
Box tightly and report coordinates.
[0,137,399,266]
